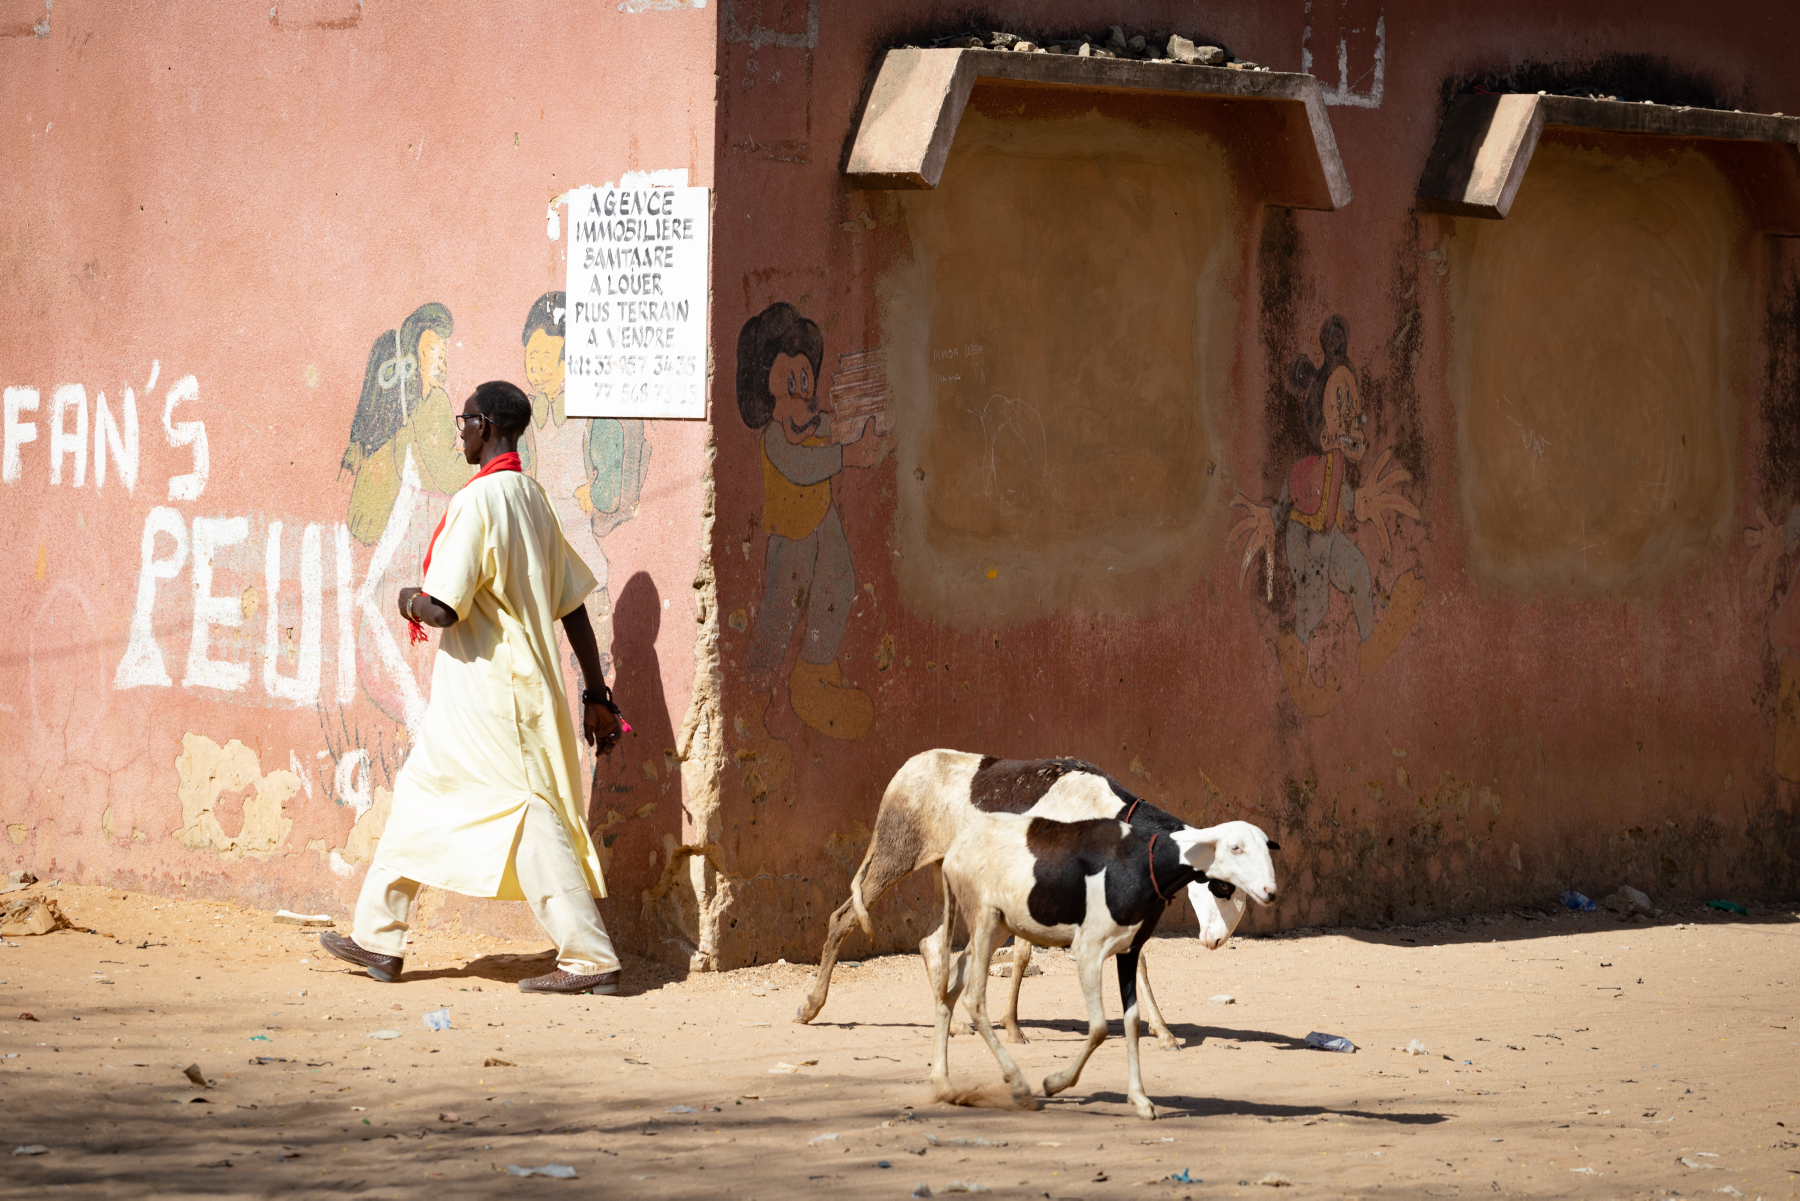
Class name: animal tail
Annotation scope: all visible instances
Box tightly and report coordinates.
[851,865,874,938]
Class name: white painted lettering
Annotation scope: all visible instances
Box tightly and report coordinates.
[48,384,87,487]
[94,387,139,493]
[264,521,323,704]
[350,449,425,732]
[334,522,357,705]
[182,515,249,691]
[113,506,188,689]
[3,386,39,483]
[162,375,208,501]
[335,748,374,817]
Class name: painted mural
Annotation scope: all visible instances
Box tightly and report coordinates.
[1231,316,1425,716]
[732,302,888,796]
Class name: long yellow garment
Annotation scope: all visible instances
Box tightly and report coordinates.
[372,471,605,899]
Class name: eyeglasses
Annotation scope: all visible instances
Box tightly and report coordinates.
[453,413,489,431]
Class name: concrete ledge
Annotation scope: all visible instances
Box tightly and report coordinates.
[1419,93,1800,231]
[845,47,1352,211]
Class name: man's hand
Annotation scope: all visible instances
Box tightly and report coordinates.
[584,701,622,753]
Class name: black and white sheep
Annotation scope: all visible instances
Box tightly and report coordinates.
[931,812,1279,1120]
[796,750,1250,1049]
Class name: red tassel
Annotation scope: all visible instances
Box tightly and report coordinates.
[407,620,428,646]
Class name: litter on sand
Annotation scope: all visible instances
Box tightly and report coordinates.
[272,910,333,926]
[1210,995,1236,1005]
[12,1145,48,1156]
[369,1030,400,1040]
[0,899,64,938]
[506,1164,577,1178]
[769,1060,818,1073]
[1170,1168,1199,1183]
[943,1185,989,1194]
[912,1185,932,1199]
[1560,890,1597,912]
[1256,1172,1293,1187]
[183,1064,209,1087]
[423,1009,452,1030]
[925,1134,1008,1148]
[483,1057,515,1067]
[668,1105,697,1114]
[1706,900,1748,916]
[1403,1039,1429,1056]
[807,1132,840,1146]
[1304,1031,1355,1053]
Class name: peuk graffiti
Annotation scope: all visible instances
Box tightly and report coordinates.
[1230,316,1424,716]
[732,302,888,796]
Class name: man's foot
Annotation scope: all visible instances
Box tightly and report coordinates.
[519,968,620,996]
[318,931,403,983]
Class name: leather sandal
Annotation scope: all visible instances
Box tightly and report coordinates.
[518,968,620,995]
[318,931,403,983]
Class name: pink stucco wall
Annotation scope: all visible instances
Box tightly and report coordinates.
[0,0,716,951]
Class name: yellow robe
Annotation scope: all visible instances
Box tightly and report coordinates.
[373,470,605,899]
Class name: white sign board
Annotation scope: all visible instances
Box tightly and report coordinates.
[564,184,709,419]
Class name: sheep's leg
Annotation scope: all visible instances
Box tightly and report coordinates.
[1001,940,1033,1044]
[1042,945,1108,1097]
[798,848,933,1025]
[1137,955,1181,1051]
[930,875,968,1097]
[962,908,1032,1101]
[1118,948,1156,1119]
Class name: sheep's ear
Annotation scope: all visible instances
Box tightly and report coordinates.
[1266,839,1281,852]
[1170,825,1220,867]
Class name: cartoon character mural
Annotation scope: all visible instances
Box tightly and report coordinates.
[517,291,649,591]
[341,303,468,545]
[734,302,888,794]
[1230,316,1425,716]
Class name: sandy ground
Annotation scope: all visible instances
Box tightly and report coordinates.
[0,885,1796,1200]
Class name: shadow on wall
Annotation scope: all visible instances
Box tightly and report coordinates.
[588,571,679,953]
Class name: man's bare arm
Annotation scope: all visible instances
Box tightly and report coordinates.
[562,604,621,751]
[398,586,457,628]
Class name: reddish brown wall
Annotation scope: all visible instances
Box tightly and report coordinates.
[701,0,1800,967]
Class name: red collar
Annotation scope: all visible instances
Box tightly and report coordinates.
[409,452,522,644]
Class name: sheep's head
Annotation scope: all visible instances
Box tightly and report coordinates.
[1189,881,1249,949]
[1172,820,1280,905]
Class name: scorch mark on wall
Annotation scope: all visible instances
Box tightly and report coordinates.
[1231,317,1423,717]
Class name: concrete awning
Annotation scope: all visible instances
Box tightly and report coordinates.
[1418,93,1800,232]
[844,47,1352,211]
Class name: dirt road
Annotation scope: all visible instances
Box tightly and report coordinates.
[1,884,1795,1198]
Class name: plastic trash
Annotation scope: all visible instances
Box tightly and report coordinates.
[1561,890,1597,912]
[1256,1172,1293,1187]
[1706,900,1748,916]
[423,1009,451,1031]
[668,1105,697,1114]
[943,1186,989,1195]
[877,1160,892,1169]
[12,1145,47,1156]
[1209,995,1236,1005]
[506,1164,578,1178]
[369,1030,400,1040]
[1170,1168,1198,1183]
[1404,1039,1428,1056]
[183,1064,209,1087]
[248,1034,271,1042]
[1304,1031,1355,1053]
[912,1185,932,1199]
[808,1132,840,1146]
[273,910,333,927]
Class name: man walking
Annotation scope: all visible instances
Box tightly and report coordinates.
[321,380,625,995]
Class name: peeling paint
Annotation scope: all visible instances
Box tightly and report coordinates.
[172,733,297,861]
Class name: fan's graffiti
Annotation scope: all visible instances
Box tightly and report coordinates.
[1230,316,1424,716]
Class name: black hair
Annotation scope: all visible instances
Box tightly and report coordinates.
[400,302,454,366]
[735,302,824,429]
[470,380,533,438]
[522,292,566,348]
[345,302,455,460]
[1290,314,1351,450]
